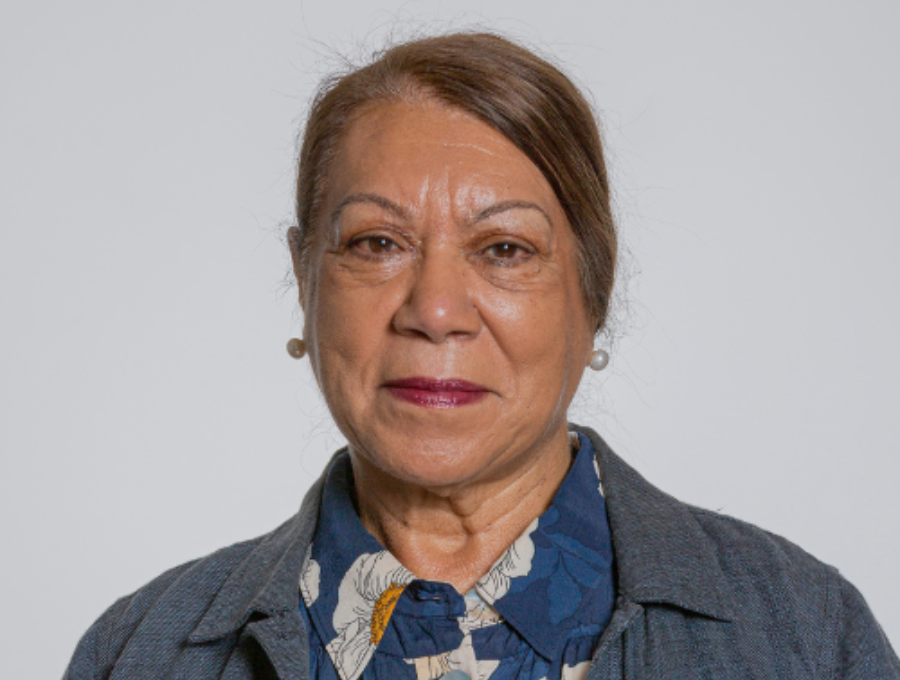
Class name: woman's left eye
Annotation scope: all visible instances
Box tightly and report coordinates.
[482,241,533,262]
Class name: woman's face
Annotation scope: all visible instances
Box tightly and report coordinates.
[296,99,594,490]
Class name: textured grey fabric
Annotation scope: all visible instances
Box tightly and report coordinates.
[63,426,900,679]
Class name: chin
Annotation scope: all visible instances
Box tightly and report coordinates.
[359,430,499,490]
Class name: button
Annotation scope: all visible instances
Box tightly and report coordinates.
[408,580,455,601]
[440,671,470,680]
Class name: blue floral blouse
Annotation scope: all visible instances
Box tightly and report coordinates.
[298,432,615,680]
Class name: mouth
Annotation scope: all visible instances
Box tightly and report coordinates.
[382,377,490,408]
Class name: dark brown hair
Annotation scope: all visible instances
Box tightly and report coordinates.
[295,32,617,331]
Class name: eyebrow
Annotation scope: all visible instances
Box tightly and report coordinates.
[329,194,553,231]
[330,193,409,230]
[472,200,553,227]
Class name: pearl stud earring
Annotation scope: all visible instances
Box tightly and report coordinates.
[589,348,609,371]
[286,338,306,359]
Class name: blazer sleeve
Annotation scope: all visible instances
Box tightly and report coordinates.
[833,575,900,679]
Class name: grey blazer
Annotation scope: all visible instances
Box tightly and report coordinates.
[64,426,900,679]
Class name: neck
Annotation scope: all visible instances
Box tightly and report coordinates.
[349,428,573,593]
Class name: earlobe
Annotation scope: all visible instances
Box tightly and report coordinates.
[583,331,597,368]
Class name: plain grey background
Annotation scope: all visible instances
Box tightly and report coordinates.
[2,1,898,676]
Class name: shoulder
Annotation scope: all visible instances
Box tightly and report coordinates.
[64,537,262,680]
[575,423,900,676]
[689,504,836,609]
[688,505,900,677]
[63,460,330,680]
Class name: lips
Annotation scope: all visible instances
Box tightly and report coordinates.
[383,377,489,408]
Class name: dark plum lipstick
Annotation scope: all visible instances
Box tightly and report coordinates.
[383,377,489,408]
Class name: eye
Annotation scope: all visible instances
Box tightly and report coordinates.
[349,235,400,256]
[481,241,534,263]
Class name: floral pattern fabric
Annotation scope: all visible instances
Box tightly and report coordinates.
[298,432,615,680]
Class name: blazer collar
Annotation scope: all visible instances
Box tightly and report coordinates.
[189,429,733,643]
[574,424,734,621]
[188,453,334,643]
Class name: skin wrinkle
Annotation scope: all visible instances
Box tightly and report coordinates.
[432,140,512,158]
[356,447,568,591]
[329,201,556,293]
[291,98,593,592]
[351,435,572,588]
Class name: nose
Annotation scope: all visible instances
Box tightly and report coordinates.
[392,248,482,343]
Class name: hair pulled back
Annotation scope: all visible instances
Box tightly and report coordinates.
[296,32,616,331]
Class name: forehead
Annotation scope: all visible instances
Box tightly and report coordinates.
[324,99,561,219]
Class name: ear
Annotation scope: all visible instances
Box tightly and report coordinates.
[287,226,307,309]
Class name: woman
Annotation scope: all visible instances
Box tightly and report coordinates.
[64,32,898,680]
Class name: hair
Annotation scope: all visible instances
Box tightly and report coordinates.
[295,32,617,332]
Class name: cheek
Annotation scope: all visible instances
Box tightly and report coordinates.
[307,270,358,366]
[304,277,372,425]
[483,273,589,376]
[305,263,401,381]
